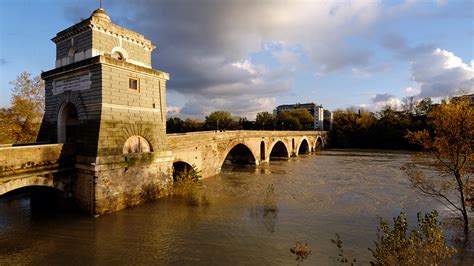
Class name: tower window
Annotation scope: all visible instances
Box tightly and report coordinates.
[129,78,139,90]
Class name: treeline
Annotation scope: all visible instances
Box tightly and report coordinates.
[167,109,314,133]
[330,97,433,149]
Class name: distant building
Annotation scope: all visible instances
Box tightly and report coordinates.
[274,102,332,130]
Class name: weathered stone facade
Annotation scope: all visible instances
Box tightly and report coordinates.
[37,8,172,215]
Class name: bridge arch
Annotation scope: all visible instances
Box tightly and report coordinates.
[314,136,324,151]
[260,141,265,161]
[0,175,64,196]
[296,137,310,155]
[269,140,290,160]
[172,161,197,181]
[220,142,257,167]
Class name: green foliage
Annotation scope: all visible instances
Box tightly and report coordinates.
[166,117,204,133]
[204,111,235,130]
[276,112,302,130]
[255,111,275,130]
[275,109,314,130]
[369,210,456,265]
[286,109,314,129]
[167,165,209,207]
[0,72,44,144]
[330,97,434,149]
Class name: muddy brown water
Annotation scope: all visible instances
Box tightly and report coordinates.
[0,150,472,265]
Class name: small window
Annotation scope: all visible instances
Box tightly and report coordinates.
[129,78,139,90]
[112,51,124,61]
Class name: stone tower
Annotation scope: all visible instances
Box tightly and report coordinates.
[38,8,173,215]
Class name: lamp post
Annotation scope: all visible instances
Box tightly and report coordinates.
[217,119,219,131]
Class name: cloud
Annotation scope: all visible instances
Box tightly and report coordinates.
[403,86,420,96]
[381,33,473,99]
[371,93,402,110]
[167,105,182,117]
[351,64,392,79]
[411,48,474,98]
[95,0,383,117]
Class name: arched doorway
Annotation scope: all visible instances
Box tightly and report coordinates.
[260,141,265,161]
[298,139,310,155]
[57,103,79,143]
[270,141,289,160]
[223,144,256,166]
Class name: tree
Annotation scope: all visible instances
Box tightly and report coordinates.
[204,111,235,130]
[166,117,185,133]
[255,112,275,130]
[369,210,455,265]
[0,72,44,144]
[183,118,204,132]
[276,112,301,130]
[405,97,473,236]
[415,97,433,117]
[286,109,313,130]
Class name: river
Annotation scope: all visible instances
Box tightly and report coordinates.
[0,150,472,265]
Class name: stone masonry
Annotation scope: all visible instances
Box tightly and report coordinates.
[37,8,173,215]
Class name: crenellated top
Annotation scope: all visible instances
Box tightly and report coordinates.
[52,8,155,69]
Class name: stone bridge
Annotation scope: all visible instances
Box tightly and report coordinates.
[0,131,326,197]
[168,130,326,178]
[0,144,76,195]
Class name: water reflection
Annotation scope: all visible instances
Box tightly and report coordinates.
[0,150,472,265]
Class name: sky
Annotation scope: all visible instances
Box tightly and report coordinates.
[0,0,473,119]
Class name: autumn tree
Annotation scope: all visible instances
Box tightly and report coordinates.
[255,111,275,130]
[405,97,473,236]
[0,72,44,144]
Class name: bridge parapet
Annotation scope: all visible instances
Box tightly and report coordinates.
[167,130,327,148]
[0,144,75,177]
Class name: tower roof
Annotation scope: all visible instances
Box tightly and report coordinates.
[91,8,111,23]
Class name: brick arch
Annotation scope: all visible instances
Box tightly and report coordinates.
[296,136,310,156]
[54,92,87,121]
[123,135,153,154]
[119,124,156,152]
[219,140,258,167]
